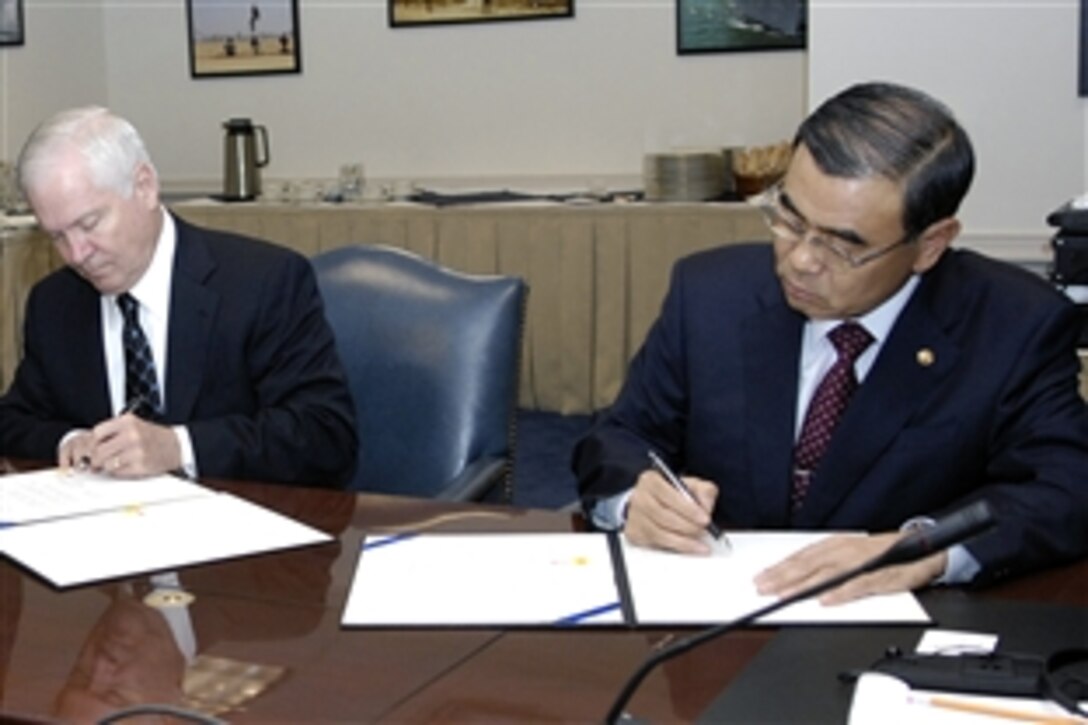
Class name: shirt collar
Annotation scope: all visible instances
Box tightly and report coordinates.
[808,274,921,346]
[122,208,175,319]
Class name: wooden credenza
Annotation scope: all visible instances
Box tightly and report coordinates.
[5,201,1088,412]
[1,223,61,398]
[170,199,769,414]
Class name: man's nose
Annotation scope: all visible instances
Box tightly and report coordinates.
[786,230,825,272]
[58,232,92,264]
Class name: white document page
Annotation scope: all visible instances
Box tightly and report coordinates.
[622,532,930,625]
[0,467,213,525]
[341,532,625,627]
[0,492,332,588]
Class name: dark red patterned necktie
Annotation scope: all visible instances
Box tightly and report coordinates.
[791,322,873,513]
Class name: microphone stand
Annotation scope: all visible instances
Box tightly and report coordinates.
[603,500,996,724]
[604,555,878,724]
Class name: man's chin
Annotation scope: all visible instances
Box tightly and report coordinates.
[782,284,830,318]
[79,270,120,295]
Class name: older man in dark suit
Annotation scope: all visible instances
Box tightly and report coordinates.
[0,106,356,487]
[574,82,1088,601]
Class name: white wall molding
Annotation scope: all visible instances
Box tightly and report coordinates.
[955,229,1054,263]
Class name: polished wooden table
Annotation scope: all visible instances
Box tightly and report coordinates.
[1,461,1086,723]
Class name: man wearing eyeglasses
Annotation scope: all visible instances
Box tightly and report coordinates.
[573,82,1088,601]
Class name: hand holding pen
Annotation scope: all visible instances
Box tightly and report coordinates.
[67,397,149,471]
[647,450,730,550]
[60,396,180,477]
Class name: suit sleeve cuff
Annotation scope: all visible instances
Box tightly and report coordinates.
[942,544,982,584]
[590,489,634,531]
[901,515,981,584]
[173,425,198,479]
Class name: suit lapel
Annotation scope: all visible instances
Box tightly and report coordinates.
[164,218,219,422]
[794,274,959,527]
[742,282,805,526]
[72,281,111,419]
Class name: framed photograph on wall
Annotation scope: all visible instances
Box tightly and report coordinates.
[0,0,25,47]
[677,0,806,55]
[1080,0,1088,96]
[187,0,301,78]
[390,0,573,28]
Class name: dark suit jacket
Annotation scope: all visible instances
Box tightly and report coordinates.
[574,243,1088,584]
[0,215,357,487]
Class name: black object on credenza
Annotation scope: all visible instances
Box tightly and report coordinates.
[1047,201,1088,346]
[1051,234,1088,287]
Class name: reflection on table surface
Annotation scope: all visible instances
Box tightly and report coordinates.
[1,458,1085,723]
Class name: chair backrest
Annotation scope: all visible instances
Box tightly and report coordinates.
[312,245,526,501]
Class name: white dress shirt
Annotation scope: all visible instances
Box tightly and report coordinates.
[96,210,197,476]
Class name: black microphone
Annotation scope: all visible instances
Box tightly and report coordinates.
[603,500,996,725]
[873,500,995,567]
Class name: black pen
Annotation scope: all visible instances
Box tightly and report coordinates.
[648,450,727,543]
[75,396,148,470]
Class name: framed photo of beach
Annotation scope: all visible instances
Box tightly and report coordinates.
[389,0,573,29]
[186,0,301,78]
[677,0,806,55]
[0,0,24,47]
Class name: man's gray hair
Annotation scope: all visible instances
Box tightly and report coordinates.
[17,106,156,199]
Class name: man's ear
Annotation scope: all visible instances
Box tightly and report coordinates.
[912,217,960,274]
[132,162,160,210]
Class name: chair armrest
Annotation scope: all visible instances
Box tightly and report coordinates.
[436,456,507,502]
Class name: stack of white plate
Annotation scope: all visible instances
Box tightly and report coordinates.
[642,149,728,202]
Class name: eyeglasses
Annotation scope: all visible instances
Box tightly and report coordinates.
[752,182,915,269]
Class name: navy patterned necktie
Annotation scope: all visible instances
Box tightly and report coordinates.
[117,292,162,416]
[791,322,874,513]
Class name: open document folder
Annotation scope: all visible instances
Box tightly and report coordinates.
[340,532,930,628]
[0,468,331,588]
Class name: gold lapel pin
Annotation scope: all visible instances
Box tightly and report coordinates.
[916,348,936,367]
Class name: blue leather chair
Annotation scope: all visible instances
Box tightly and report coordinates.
[312,245,527,502]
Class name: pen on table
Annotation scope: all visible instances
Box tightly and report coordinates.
[647,450,727,543]
[916,693,1085,725]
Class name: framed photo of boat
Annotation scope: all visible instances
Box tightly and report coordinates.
[0,0,24,47]
[390,0,573,28]
[677,0,806,55]
[186,0,301,78]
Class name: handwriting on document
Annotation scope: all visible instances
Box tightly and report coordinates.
[0,468,209,525]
